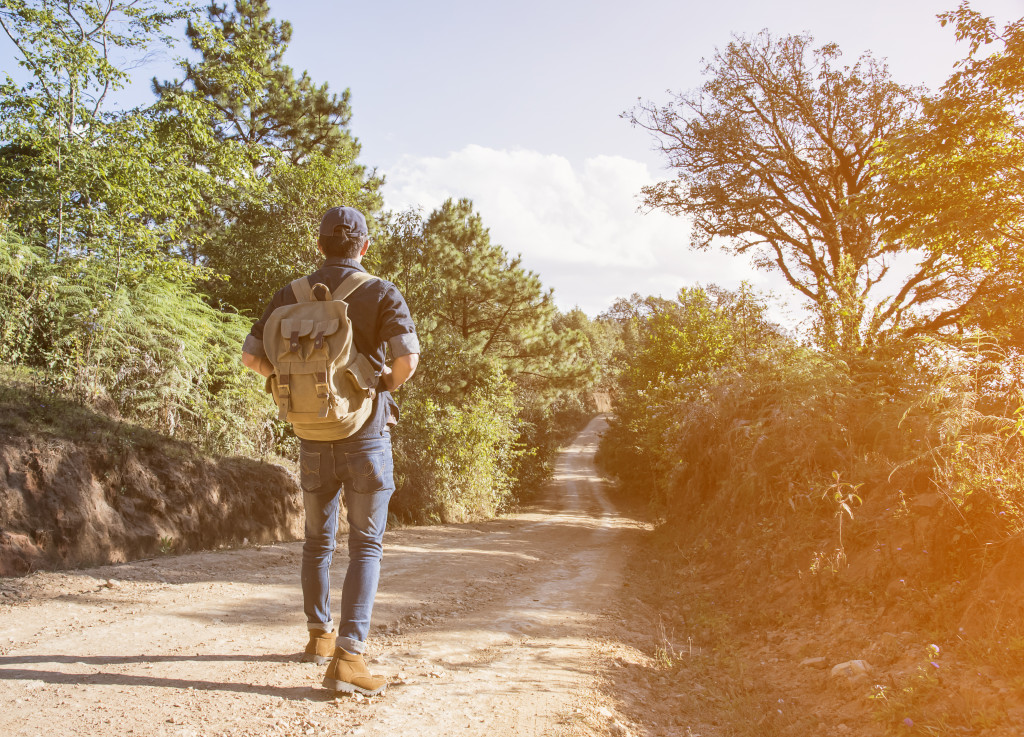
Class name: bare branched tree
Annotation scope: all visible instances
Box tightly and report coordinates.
[629,32,944,352]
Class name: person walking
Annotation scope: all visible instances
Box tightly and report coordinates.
[241,206,419,696]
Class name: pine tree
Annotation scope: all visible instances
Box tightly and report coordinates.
[373,199,593,398]
[154,0,382,314]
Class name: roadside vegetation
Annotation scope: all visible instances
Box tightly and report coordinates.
[0,0,606,525]
[599,5,1024,734]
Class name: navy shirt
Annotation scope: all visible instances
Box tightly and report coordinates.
[243,258,419,440]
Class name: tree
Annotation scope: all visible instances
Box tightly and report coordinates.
[629,32,932,352]
[876,3,1024,344]
[0,0,193,264]
[154,0,382,314]
[154,0,359,171]
[597,284,785,506]
[372,199,591,395]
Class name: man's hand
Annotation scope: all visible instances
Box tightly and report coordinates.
[241,351,274,378]
[382,353,419,392]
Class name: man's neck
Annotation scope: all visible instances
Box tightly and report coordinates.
[323,256,365,270]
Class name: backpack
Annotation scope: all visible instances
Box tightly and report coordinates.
[263,272,379,441]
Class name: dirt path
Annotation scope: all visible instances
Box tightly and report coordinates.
[0,417,643,737]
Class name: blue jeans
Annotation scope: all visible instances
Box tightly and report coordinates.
[299,433,395,655]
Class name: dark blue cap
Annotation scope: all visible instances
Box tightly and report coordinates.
[319,206,368,239]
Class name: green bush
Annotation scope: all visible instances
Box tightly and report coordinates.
[391,364,521,523]
[0,224,274,457]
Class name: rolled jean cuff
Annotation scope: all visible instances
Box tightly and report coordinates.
[337,635,364,655]
[308,620,334,633]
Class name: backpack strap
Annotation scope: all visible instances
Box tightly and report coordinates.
[275,276,312,420]
[290,276,314,303]
[332,272,377,302]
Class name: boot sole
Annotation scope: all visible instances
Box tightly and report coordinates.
[322,675,387,697]
[300,653,332,665]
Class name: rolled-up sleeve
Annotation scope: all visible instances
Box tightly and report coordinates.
[378,282,418,356]
[243,286,288,360]
[242,333,267,359]
[388,332,420,357]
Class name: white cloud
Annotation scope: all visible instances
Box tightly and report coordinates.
[382,145,788,317]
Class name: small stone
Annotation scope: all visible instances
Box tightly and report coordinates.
[597,706,614,719]
[611,719,631,736]
[800,657,828,669]
[830,660,872,680]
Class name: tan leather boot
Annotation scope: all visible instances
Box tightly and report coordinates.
[301,629,337,665]
[322,647,387,696]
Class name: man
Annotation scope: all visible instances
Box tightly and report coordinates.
[241,206,419,697]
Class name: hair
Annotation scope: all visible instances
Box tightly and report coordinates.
[319,226,365,259]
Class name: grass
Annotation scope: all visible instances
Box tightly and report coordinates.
[0,364,196,457]
[870,662,1006,735]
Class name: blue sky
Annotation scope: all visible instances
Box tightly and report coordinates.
[8,0,1024,320]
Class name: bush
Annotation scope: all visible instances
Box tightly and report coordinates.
[390,364,521,523]
[0,224,274,457]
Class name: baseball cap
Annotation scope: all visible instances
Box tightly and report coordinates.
[319,206,368,239]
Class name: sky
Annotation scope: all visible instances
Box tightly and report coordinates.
[8,0,1024,320]
[266,0,1022,320]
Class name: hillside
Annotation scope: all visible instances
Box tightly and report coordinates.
[0,379,302,575]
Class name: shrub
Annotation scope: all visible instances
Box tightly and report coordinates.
[390,364,521,523]
[0,225,273,457]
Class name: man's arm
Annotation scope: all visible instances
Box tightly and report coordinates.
[380,353,419,392]
[241,350,274,379]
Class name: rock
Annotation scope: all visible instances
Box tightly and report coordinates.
[611,719,631,737]
[800,656,828,669]
[830,660,872,681]
[597,706,614,719]
[912,493,942,510]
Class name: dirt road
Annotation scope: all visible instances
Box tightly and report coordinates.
[0,416,643,737]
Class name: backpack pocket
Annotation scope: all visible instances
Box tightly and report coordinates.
[345,353,377,396]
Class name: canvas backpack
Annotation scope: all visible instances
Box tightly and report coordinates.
[263,272,379,441]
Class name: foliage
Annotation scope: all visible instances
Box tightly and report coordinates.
[1,0,596,526]
[896,337,1024,543]
[372,202,601,519]
[0,0,207,275]
[390,362,521,523]
[202,150,381,316]
[154,0,383,317]
[597,284,784,504]
[876,3,1024,345]
[0,220,273,456]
